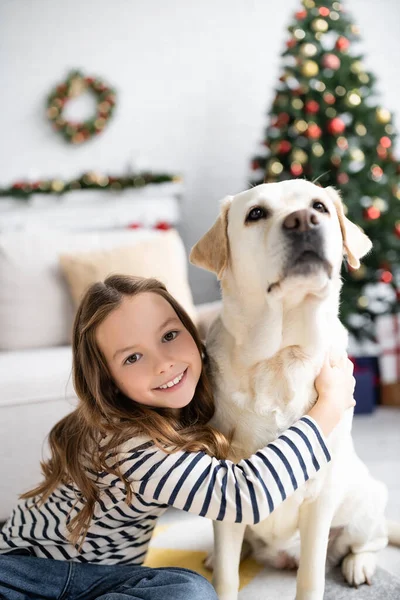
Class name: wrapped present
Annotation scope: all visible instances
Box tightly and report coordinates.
[375,314,400,384]
[349,356,380,414]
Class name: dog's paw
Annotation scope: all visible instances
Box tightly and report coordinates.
[203,551,214,572]
[341,551,377,587]
[295,589,324,600]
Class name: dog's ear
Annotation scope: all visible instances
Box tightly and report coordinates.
[326,186,372,269]
[189,197,232,279]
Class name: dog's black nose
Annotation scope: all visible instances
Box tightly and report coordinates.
[282,209,320,233]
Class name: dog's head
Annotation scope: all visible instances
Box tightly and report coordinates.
[190,180,372,300]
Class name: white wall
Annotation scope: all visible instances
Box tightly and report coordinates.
[1,0,399,303]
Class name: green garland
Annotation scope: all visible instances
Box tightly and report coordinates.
[0,172,182,201]
[46,70,116,144]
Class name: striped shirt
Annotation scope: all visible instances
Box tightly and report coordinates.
[0,416,330,565]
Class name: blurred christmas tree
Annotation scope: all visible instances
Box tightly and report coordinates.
[250,0,400,340]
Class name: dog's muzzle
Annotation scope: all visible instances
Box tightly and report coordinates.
[282,209,332,278]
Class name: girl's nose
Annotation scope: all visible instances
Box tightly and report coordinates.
[155,353,175,375]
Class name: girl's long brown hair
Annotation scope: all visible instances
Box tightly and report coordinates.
[21,275,230,549]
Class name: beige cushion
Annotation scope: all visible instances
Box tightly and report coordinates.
[0,228,192,351]
[59,230,197,321]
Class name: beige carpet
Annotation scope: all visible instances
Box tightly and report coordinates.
[145,408,400,598]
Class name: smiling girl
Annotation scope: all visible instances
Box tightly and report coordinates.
[0,275,355,600]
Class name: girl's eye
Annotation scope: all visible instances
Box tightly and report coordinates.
[163,330,179,342]
[124,353,141,365]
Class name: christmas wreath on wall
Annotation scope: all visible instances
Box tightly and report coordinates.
[46,70,116,144]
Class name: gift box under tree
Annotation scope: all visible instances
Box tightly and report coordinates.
[350,356,380,414]
[375,313,400,406]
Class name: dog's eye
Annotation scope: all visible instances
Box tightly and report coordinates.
[246,206,269,222]
[312,200,328,213]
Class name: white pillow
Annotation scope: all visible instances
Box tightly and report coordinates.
[0,228,194,350]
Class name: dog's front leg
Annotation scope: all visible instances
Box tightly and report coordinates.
[295,497,335,600]
[212,520,246,600]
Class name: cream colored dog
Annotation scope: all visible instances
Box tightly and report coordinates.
[190,180,400,600]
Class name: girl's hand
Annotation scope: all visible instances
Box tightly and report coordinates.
[307,353,356,437]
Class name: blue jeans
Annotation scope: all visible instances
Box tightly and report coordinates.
[0,551,218,600]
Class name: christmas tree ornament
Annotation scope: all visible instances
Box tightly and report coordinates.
[380,136,392,148]
[267,160,284,175]
[335,85,346,96]
[307,123,322,139]
[350,60,364,74]
[373,198,388,212]
[305,100,320,114]
[312,142,324,156]
[394,221,400,238]
[336,36,350,51]
[349,148,365,162]
[278,140,292,153]
[331,154,341,167]
[294,119,308,133]
[355,123,367,136]
[292,98,304,109]
[330,11,340,21]
[318,7,331,17]
[295,10,308,20]
[357,295,369,308]
[286,38,297,49]
[303,0,315,8]
[294,28,306,40]
[323,92,336,105]
[358,72,370,84]
[301,60,319,77]
[371,165,383,181]
[312,18,329,33]
[337,172,349,184]
[290,161,303,176]
[337,136,348,150]
[376,107,391,124]
[46,70,116,144]
[322,54,341,70]
[332,2,342,10]
[326,107,337,118]
[346,90,362,106]
[292,149,308,164]
[327,117,346,134]
[365,206,381,220]
[300,43,318,57]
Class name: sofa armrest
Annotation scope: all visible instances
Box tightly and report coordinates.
[195,300,222,341]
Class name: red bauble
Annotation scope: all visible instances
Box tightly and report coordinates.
[380,270,393,284]
[364,206,380,220]
[319,7,330,17]
[154,221,172,231]
[278,140,292,154]
[323,92,336,105]
[290,163,303,176]
[305,100,320,114]
[395,223,400,238]
[286,38,296,49]
[322,53,341,70]
[307,124,322,139]
[337,172,349,185]
[380,136,392,148]
[295,10,307,19]
[336,36,350,52]
[251,160,260,170]
[327,117,346,135]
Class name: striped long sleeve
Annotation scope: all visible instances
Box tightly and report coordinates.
[125,415,331,525]
[0,416,330,564]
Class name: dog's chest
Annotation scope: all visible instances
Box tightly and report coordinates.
[210,348,319,459]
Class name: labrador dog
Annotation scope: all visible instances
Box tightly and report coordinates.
[190,180,400,600]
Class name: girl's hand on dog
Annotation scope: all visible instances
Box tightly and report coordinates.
[307,354,356,437]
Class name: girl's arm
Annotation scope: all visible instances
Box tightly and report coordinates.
[118,354,355,525]
[122,414,330,525]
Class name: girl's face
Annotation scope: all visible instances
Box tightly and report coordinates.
[96,292,203,411]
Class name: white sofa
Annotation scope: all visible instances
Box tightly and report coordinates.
[0,183,221,521]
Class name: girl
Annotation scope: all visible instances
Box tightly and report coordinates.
[0,275,356,600]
